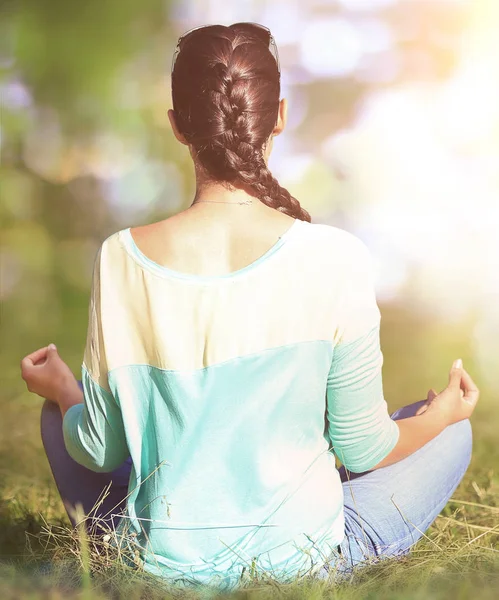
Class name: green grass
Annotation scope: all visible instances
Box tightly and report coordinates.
[1,504,498,600]
[2,307,499,598]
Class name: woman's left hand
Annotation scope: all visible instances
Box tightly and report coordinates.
[21,344,76,404]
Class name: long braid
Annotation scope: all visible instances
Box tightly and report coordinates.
[172,24,311,222]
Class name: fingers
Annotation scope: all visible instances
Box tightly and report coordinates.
[416,388,438,416]
[448,359,463,388]
[20,346,49,374]
[416,402,429,416]
[461,367,479,405]
[427,388,438,402]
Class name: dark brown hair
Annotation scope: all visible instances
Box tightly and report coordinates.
[171,23,311,222]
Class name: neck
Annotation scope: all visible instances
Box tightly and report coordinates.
[189,150,272,207]
[190,170,264,208]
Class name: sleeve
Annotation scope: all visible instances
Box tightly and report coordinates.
[62,243,130,473]
[325,237,400,473]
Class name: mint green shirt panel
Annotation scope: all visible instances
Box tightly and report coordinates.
[325,237,399,474]
[62,365,129,473]
[107,340,343,575]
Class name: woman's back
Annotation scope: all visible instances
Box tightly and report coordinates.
[129,207,296,278]
[62,216,399,586]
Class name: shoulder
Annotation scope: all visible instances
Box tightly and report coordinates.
[100,227,133,254]
[299,220,365,245]
[298,221,372,264]
[89,229,131,276]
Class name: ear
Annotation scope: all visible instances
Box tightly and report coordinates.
[168,109,189,146]
[272,98,287,136]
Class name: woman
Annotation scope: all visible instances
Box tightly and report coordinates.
[21,23,479,590]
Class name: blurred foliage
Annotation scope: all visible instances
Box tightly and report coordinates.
[1,0,167,127]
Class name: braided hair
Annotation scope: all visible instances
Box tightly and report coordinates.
[171,23,311,222]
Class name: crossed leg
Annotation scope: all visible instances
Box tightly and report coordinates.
[40,380,133,534]
[336,400,472,570]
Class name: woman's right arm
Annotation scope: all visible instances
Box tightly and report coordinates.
[325,237,400,474]
[325,235,479,474]
[371,360,479,470]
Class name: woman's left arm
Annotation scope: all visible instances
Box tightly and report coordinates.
[21,342,82,412]
[61,367,129,473]
[61,242,129,473]
[21,346,128,473]
[21,241,129,473]
[57,374,84,418]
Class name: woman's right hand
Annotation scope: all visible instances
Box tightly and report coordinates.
[415,359,480,426]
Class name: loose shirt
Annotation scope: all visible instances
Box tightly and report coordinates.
[63,218,400,588]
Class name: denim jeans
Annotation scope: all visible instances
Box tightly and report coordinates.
[329,400,472,577]
[40,382,472,578]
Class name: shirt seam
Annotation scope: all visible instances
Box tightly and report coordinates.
[81,362,120,405]
[106,338,336,378]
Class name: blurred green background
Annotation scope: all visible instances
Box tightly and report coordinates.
[1,0,498,569]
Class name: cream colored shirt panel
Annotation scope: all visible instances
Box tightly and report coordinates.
[86,226,354,376]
